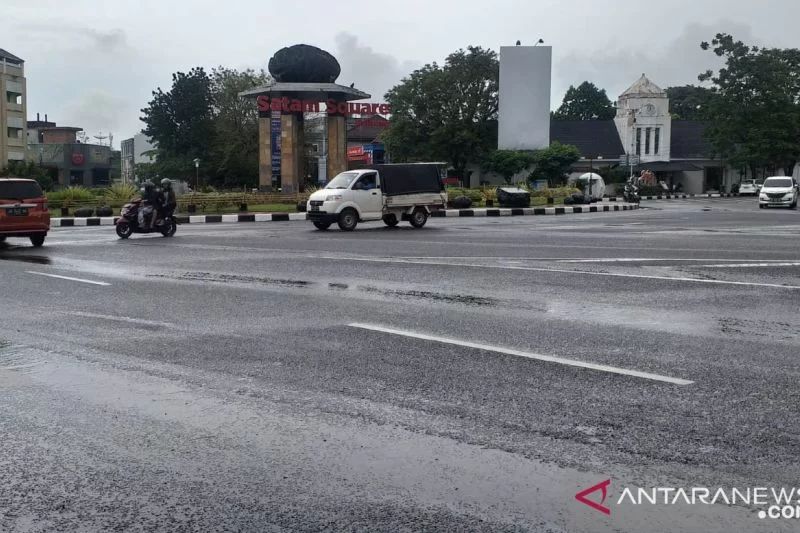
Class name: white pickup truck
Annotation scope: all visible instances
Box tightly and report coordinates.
[306,164,447,231]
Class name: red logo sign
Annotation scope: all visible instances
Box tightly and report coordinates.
[256,96,390,116]
[575,479,611,515]
[71,153,85,166]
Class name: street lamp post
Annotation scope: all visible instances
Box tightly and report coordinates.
[193,158,200,190]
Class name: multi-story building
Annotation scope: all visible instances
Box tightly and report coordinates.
[0,48,27,167]
[27,117,113,187]
[120,133,155,183]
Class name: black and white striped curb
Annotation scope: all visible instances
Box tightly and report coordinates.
[50,204,638,227]
[603,193,742,202]
[51,213,307,227]
[430,204,638,217]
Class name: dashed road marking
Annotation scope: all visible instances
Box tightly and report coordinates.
[349,323,694,385]
[25,271,111,286]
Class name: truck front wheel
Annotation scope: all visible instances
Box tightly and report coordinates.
[338,209,359,231]
[313,221,331,230]
[382,214,399,227]
[409,208,428,228]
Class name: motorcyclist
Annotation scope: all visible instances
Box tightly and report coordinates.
[139,180,160,229]
[158,178,177,223]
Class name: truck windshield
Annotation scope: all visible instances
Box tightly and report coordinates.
[325,172,360,189]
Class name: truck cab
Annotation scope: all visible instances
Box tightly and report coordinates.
[307,165,446,231]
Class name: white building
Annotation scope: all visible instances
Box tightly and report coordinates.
[120,133,155,182]
[480,71,743,194]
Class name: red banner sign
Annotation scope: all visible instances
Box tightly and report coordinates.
[257,95,390,116]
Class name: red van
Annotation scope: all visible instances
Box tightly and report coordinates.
[0,178,50,247]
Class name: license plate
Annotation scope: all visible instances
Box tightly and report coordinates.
[310,206,319,211]
[7,207,28,216]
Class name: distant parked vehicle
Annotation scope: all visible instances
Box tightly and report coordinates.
[758,177,798,209]
[739,180,760,196]
[306,164,446,231]
[0,178,50,247]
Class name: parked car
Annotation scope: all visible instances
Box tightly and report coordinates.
[739,179,760,196]
[758,176,798,209]
[0,178,50,247]
[307,164,446,231]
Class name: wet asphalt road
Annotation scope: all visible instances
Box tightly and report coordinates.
[1,198,799,532]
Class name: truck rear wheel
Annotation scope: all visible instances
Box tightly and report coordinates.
[338,209,358,231]
[382,214,399,227]
[313,221,331,230]
[409,208,428,228]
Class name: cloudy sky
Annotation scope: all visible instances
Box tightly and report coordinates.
[3,0,798,146]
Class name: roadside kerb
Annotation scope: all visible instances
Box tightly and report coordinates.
[50,204,638,227]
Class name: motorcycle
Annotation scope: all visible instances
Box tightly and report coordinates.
[115,199,177,239]
[623,179,641,204]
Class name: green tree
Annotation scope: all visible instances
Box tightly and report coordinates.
[1,160,54,190]
[384,46,499,178]
[528,142,581,186]
[699,33,800,176]
[140,67,216,182]
[140,66,270,188]
[482,150,534,184]
[665,85,713,120]
[209,67,270,187]
[553,82,615,120]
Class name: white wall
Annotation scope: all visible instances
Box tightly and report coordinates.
[498,46,551,151]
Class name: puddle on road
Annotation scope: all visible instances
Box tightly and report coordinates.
[718,317,800,342]
[148,272,497,308]
[0,254,52,265]
[0,340,48,374]
[357,285,497,307]
[149,271,311,288]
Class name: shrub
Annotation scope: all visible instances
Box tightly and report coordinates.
[638,185,667,197]
[46,186,97,206]
[446,188,484,203]
[481,187,497,202]
[531,186,581,199]
[104,183,139,205]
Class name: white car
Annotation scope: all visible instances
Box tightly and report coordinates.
[739,180,759,196]
[758,176,799,209]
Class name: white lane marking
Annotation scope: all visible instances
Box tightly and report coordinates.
[25,271,110,286]
[327,257,800,290]
[65,311,175,328]
[700,262,800,268]
[554,258,792,264]
[349,323,693,386]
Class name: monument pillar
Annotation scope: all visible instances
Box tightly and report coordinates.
[280,112,304,193]
[258,116,271,190]
[327,113,347,181]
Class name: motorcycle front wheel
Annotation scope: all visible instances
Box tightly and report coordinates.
[116,221,133,239]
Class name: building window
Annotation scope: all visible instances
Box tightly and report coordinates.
[654,128,660,155]
[645,128,651,155]
[635,128,642,155]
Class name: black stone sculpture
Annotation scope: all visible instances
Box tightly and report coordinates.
[496,187,531,208]
[268,44,341,83]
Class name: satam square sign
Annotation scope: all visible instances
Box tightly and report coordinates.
[256,95,391,116]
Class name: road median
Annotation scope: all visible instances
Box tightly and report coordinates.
[50,203,639,227]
